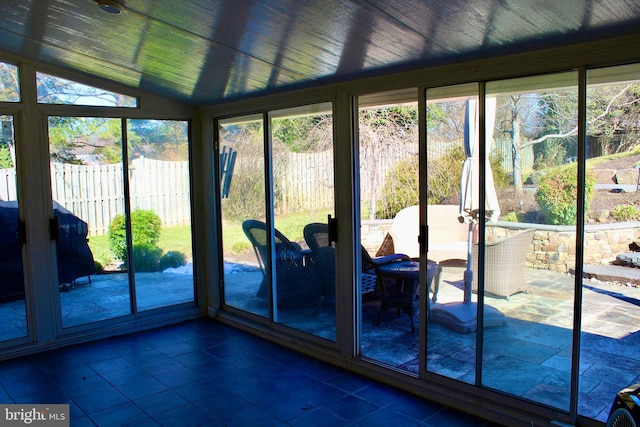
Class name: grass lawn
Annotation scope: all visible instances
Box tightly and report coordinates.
[88,210,333,266]
[89,225,194,267]
[221,210,333,254]
[87,234,113,267]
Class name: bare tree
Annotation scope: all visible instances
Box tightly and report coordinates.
[496,84,639,196]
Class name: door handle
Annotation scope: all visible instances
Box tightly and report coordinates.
[328,214,337,244]
[50,216,60,242]
[17,219,27,246]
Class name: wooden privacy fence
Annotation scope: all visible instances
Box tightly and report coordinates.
[0,157,191,236]
[52,162,124,237]
[126,157,190,230]
[279,139,533,213]
[492,138,534,175]
[279,150,335,213]
[0,138,533,233]
[0,167,17,201]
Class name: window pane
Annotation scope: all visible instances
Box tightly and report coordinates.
[0,62,20,102]
[270,103,335,340]
[481,73,578,411]
[358,90,421,372]
[219,115,267,318]
[127,119,194,311]
[580,64,640,423]
[49,116,132,327]
[0,115,27,341]
[37,72,137,107]
[425,87,479,383]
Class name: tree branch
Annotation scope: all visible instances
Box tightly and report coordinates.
[521,84,631,149]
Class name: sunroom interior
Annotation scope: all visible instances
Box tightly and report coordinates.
[1,1,640,426]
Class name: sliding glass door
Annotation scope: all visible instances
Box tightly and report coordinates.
[357,90,421,370]
[127,119,194,312]
[214,64,640,426]
[270,104,335,339]
[49,116,131,327]
[481,74,578,410]
[423,75,579,411]
[580,64,640,423]
[425,86,480,384]
[219,114,267,318]
[48,117,194,328]
[219,103,337,341]
[0,115,28,343]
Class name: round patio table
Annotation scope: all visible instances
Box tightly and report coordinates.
[375,260,437,332]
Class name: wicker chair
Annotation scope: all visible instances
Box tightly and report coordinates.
[472,229,535,299]
[303,222,409,303]
[242,219,321,308]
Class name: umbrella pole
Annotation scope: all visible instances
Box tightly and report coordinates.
[431,218,506,333]
[463,221,473,303]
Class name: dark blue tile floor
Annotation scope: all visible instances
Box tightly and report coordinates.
[0,319,501,426]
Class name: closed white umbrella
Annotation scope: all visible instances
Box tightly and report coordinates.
[431,98,505,333]
[459,97,500,302]
[460,97,500,226]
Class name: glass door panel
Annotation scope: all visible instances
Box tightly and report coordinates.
[358,91,420,371]
[580,64,640,423]
[270,103,336,340]
[127,119,194,311]
[49,116,132,327]
[0,116,28,342]
[219,115,267,318]
[481,73,578,410]
[425,87,478,383]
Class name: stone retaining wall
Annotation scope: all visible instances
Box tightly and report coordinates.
[363,218,640,274]
[488,222,640,273]
[361,219,392,255]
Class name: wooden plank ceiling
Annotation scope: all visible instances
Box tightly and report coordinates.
[0,0,638,106]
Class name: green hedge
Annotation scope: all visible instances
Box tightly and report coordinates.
[535,164,595,225]
[108,209,162,264]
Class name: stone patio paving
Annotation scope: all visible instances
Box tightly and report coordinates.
[362,265,640,423]
[0,268,195,339]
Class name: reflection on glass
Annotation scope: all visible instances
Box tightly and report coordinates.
[0,62,20,102]
[270,103,335,340]
[37,72,137,107]
[0,116,28,341]
[358,92,420,370]
[127,119,194,311]
[219,115,267,318]
[579,65,640,423]
[480,73,578,411]
[49,116,132,327]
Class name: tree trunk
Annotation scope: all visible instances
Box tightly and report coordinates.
[511,105,524,197]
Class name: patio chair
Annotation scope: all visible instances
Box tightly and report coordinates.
[302,222,337,301]
[303,222,410,303]
[472,229,535,299]
[362,248,412,302]
[242,219,321,308]
[384,204,466,303]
